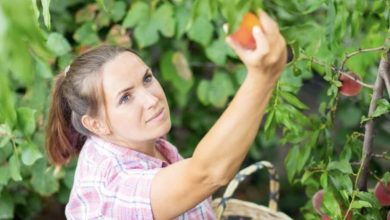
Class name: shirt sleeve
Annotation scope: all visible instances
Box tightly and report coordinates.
[100,167,161,220]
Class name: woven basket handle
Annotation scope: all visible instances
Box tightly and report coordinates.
[215,161,280,219]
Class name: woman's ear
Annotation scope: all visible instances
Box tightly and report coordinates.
[81,115,110,136]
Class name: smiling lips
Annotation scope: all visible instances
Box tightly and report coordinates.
[146,108,164,123]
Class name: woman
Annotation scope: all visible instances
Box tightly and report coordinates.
[46,11,286,220]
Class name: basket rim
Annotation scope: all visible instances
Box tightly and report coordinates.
[212,198,292,220]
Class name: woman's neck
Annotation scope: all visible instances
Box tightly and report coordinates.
[102,135,162,159]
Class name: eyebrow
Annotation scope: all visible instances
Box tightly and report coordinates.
[116,68,150,99]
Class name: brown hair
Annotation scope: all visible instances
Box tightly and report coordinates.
[45,45,135,166]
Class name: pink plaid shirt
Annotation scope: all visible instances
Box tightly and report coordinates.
[65,135,216,220]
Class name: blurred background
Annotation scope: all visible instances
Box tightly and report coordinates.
[0,0,389,219]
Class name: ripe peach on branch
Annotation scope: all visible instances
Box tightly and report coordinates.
[312,190,352,220]
[374,180,390,207]
[339,72,363,96]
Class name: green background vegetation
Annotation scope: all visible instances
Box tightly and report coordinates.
[0,0,389,219]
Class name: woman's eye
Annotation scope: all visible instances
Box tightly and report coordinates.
[119,94,131,104]
[144,74,153,84]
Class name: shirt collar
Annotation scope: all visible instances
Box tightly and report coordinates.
[89,135,176,168]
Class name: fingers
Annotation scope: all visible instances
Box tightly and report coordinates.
[252,26,269,55]
[258,10,279,36]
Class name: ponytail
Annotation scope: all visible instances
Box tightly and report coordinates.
[45,73,86,166]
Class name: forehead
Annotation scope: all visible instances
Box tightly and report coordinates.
[102,51,146,79]
[101,52,147,90]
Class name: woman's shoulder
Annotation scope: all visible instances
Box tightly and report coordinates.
[157,137,184,163]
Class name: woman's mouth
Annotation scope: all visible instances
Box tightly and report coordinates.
[146,108,164,123]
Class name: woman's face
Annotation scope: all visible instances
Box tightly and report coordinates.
[100,51,171,148]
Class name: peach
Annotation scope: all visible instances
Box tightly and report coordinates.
[312,190,352,220]
[339,72,362,96]
[230,12,260,50]
[374,181,390,207]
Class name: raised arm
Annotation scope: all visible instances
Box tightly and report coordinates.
[151,11,287,219]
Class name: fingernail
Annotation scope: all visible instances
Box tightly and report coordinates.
[253,26,260,34]
[223,23,228,34]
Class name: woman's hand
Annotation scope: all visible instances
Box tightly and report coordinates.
[226,10,287,85]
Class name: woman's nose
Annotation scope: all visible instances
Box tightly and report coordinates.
[140,89,158,109]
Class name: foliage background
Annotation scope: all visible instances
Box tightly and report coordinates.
[0,0,389,219]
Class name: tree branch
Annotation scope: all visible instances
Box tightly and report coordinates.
[340,46,386,71]
[357,50,390,191]
[380,61,390,97]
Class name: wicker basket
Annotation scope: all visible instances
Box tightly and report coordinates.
[212,161,292,220]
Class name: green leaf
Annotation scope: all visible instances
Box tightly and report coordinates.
[96,0,107,11]
[0,165,10,185]
[0,124,12,149]
[351,200,372,209]
[187,16,213,46]
[339,105,362,127]
[134,22,159,48]
[296,143,311,173]
[175,5,191,39]
[9,153,22,181]
[96,11,111,28]
[327,160,353,174]
[234,65,246,85]
[285,145,299,182]
[75,4,96,23]
[0,136,11,149]
[0,191,14,219]
[382,172,390,185]
[280,91,308,110]
[264,110,275,131]
[16,107,36,136]
[122,1,149,28]
[31,159,59,196]
[208,72,235,108]
[110,1,126,22]
[320,172,328,188]
[205,39,230,64]
[41,0,51,29]
[31,0,40,21]
[371,99,390,118]
[64,168,75,188]
[46,32,71,56]
[9,43,34,85]
[322,190,342,218]
[152,3,175,37]
[21,142,43,166]
[355,191,381,209]
[160,51,193,107]
[329,171,353,194]
[73,22,100,46]
[197,80,211,106]
[34,56,53,79]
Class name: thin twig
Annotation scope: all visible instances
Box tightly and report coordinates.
[372,151,390,160]
[340,46,386,71]
[300,54,375,89]
[369,170,382,182]
[339,71,375,89]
